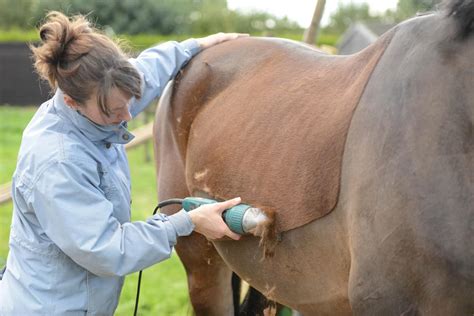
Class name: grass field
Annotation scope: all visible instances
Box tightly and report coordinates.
[0,28,340,49]
[0,105,192,315]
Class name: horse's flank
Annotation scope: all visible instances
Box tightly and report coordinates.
[166,33,394,235]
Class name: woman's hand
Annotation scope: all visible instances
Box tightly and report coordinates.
[188,197,242,240]
[196,33,249,50]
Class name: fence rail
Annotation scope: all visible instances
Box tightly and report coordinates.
[0,122,154,205]
[0,182,12,205]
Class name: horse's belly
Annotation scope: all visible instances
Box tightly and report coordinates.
[211,202,351,314]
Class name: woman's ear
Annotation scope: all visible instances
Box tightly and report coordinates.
[63,94,80,110]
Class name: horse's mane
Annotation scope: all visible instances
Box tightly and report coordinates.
[445,0,474,38]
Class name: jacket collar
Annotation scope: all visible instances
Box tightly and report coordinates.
[52,89,135,145]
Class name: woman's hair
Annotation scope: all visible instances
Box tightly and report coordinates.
[30,11,142,115]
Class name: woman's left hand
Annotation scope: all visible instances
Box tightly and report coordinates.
[196,32,249,50]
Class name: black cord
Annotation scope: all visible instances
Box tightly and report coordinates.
[134,198,184,316]
[134,269,142,316]
[152,199,185,215]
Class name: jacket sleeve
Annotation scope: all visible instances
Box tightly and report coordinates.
[29,158,194,277]
[128,39,201,118]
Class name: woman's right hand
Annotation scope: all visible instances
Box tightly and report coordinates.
[188,197,242,240]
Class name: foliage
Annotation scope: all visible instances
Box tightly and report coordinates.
[0,0,447,44]
[0,0,37,29]
[0,0,302,35]
[30,0,198,35]
[192,9,301,35]
[0,28,337,51]
[392,0,442,21]
[324,2,375,34]
[322,0,442,36]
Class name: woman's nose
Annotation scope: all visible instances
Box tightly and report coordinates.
[121,109,132,122]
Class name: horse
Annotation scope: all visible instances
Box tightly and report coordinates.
[153,1,474,314]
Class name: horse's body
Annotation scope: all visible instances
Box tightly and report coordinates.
[154,4,473,315]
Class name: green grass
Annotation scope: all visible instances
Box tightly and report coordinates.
[0,29,38,42]
[0,106,35,183]
[0,105,191,315]
[0,28,339,50]
[0,29,199,51]
[118,33,197,51]
[271,31,339,46]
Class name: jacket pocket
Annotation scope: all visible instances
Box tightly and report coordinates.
[10,229,62,258]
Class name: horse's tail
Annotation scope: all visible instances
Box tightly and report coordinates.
[232,272,241,315]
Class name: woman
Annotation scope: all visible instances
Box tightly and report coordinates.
[0,11,245,315]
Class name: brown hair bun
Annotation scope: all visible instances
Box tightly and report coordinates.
[32,11,94,88]
[30,11,142,115]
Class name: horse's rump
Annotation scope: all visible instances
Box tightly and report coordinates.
[162,34,394,232]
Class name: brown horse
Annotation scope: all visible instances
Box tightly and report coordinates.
[153,1,474,315]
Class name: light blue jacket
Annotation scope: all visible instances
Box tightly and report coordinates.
[0,39,200,315]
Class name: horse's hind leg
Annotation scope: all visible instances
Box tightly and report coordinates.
[158,194,235,315]
[156,150,235,315]
[175,233,235,315]
[157,170,279,315]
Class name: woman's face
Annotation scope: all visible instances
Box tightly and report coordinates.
[65,87,133,126]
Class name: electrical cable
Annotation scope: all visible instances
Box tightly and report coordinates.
[133,198,184,316]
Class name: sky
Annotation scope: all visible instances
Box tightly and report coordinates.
[227,0,399,27]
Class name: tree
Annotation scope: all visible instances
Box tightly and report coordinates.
[31,0,194,35]
[395,0,442,20]
[378,0,442,24]
[0,0,36,29]
[0,0,302,35]
[324,2,375,34]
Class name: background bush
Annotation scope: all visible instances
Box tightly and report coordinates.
[0,0,302,35]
